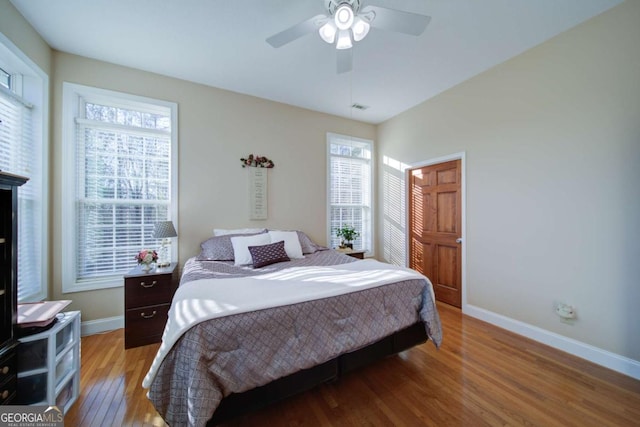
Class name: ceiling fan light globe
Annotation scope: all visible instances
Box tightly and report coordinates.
[334,4,354,30]
[319,21,337,43]
[336,30,353,49]
[351,17,370,42]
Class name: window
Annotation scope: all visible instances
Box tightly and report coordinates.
[62,83,177,292]
[327,133,373,256]
[0,34,48,303]
[0,67,9,89]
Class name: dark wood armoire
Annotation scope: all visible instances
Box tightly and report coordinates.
[0,171,28,404]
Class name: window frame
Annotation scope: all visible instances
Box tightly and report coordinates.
[326,132,374,257]
[0,32,49,303]
[61,82,178,293]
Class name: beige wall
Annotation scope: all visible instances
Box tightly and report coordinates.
[377,0,640,361]
[49,52,375,321]
[1,0,376,323]
[0,0,50,74]
[4,0,639,366]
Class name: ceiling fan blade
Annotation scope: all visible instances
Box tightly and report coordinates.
[336,49,352,74]
[266,14,328,48]
[364,5,431,36]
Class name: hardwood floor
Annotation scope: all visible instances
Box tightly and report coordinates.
[65,303,640,426]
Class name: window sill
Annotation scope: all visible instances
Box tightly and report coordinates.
[62,275,124,294]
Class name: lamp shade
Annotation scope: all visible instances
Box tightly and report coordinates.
[351,17,370,42]
[319,21,337,44]
[336,30,353,50]
[334,4,354,30]
[154,221,177,239]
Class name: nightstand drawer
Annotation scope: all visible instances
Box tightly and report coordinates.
[125,303,170,348]
[125,274,173,308]
[124,263,177,349]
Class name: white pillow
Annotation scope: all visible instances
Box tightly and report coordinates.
[231,234,271,265]
[268,231,304,259]
[214,228,266,236]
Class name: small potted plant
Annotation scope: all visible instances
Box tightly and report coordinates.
[335,225,359,249]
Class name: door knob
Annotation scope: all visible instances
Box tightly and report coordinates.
[456,238,463,243]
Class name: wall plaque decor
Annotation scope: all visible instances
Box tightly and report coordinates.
[241,154,273,220]
[249,167,268,220]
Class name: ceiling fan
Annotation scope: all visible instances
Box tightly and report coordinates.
[266,0,431,74]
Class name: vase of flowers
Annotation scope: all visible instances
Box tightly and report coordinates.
[135,249,158,272]
[335,225,359,249]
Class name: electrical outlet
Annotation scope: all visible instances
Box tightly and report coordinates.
[556,303,576,322]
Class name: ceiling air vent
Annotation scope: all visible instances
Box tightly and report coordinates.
[351,103,369,111]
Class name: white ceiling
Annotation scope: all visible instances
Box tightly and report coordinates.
[10,0,621,124]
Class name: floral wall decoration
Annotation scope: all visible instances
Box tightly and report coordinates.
[241,154,275,168]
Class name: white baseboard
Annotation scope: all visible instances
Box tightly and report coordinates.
[81,315,124,336]
[464,304,640,381]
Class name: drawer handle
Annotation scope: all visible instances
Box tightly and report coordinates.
[140,280,157,288]
[1,390,8,400]
[140,310,157,319]
[1,366,8,375]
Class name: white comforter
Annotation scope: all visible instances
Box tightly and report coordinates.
[143,259,433,388]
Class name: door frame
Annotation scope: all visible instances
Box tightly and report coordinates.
[405,152,467,309]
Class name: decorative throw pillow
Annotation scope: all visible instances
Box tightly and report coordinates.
[248,241,290,268]
[231,234,272,265]
[267,230,304,259]
[197,232,266,261]
[296,231,328,254]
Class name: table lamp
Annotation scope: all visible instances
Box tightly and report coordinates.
[153,221,177,267]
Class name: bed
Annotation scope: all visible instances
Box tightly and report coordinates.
[142,230,442,426]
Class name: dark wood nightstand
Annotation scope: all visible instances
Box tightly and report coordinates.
[124,263,178,349]
[337,249,366,259]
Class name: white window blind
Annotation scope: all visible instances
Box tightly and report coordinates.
[0,83,44,302]
[327,133,373,255]
[72,99,173,283]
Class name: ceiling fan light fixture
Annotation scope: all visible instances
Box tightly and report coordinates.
[351,16,370,42]
[336,29,352,49]
[334,4,354,30]
[319,21,337,44]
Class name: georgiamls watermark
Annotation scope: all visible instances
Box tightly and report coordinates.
[0,406,64,427]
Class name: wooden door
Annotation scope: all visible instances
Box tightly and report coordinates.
[409,160,462,307]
